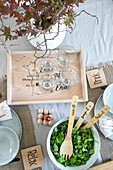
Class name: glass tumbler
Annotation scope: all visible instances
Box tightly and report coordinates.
[39,50,57,72]
[37,72,57,90]
[57,45,77,68]
[60,67,79,87]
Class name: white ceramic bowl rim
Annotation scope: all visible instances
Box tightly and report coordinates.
[47,117,100,170]
[103,83,113,113]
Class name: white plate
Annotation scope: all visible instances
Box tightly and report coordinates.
[27,22,66,50]
[0,126,19,165]
[0,108,22,141]
[103,83,113,113]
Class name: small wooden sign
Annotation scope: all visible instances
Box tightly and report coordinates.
[86,68,107,89]
[21,145,44,170]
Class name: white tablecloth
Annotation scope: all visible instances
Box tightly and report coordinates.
[0,0,113,169]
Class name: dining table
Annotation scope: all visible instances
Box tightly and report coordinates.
[0,0,113,170]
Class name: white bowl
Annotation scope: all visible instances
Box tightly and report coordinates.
[103,83,113,113]
[47,117,100,170]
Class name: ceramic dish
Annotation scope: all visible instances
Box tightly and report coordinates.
[47,117,100,170]
[103,83,113,113]
[0,126,19,166]
[0,108,22,141]
[94,94,113,140]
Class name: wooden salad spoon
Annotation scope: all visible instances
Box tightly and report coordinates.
[81,105,111,132]
[74,101,94,131]
[60,96,78,160]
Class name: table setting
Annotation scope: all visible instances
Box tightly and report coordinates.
[0,0,113,170]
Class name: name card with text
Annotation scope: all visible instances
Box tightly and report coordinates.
[21,145,44,170]
[86,68,107,89]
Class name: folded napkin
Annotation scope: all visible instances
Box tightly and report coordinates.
[99,116,113,138]
[0,101,12,121]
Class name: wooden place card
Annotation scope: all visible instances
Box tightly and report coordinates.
[86,68,107,89]
[21,145,44,170]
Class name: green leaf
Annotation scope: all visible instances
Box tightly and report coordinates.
[54,144,58,152]
[51,0,54,3]
[89,149,94,155]
[81,160,86,165]
[57,156,65,163]
[70,158,76,165]
[65,19,70,25]
[54,3,60,9]
[54,127,58,132]
[77,136,81,141]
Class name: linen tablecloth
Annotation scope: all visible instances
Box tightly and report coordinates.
[0,0,113,170]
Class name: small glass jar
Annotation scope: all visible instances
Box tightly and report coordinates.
[37,72,57,90]
[57,45,77,68]
[39,50,57,72]
[60,67,79,87]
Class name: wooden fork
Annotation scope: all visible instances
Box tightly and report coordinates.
[60,96,78,160]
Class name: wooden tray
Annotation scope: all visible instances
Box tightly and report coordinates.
[7,49,88,105]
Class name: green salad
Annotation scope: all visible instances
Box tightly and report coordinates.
[50,120,94,167]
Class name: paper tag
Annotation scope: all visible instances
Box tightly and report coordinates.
[86,68,107,89]
[21,145,44,170]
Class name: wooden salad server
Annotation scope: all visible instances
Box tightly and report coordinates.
[60,96,78,160]
[81,105,111,132]
[74,101,94,131]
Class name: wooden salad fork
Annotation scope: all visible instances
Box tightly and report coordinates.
[60,96,78,160]
[74,101,94,131]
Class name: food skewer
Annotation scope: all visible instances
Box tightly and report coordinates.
[81,105,111,132]
[74,101,94,131]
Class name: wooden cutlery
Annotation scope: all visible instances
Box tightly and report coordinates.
[60,97,111,160]
[60,96,78,160]
[81,105,111,132]
[74,101,94,131]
